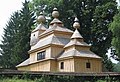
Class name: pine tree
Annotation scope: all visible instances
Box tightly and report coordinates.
[18,0,35,64]
[0,0,35,68]
[0,12,21,68]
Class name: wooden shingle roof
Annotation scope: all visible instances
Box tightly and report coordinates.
[32,24,47,33]
[30,34,70,51]
[71,29,83,39]
[58,49,101,59]
[16,58,30,67]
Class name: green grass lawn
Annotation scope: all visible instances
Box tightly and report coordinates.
[0,78,106,82]
[0,78,34,82]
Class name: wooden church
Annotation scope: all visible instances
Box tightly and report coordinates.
[16,8,102,73]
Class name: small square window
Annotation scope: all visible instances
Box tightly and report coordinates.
[86,62,91,68]
[60,62,64,69]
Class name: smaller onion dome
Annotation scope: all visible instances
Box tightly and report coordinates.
[32,12,47,33]
[37,12,46,24]
[52,8,59,18]
[73,17,80,29]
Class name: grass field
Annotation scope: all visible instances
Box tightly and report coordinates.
[0,78,106,82]
[0,78,35,82]
[0,78,34,82]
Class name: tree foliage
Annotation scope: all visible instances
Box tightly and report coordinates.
[109,8,120,61]
[0,0,35,68]
[113,62,120,72]
[0,12,20,68]
[29,0,118,71]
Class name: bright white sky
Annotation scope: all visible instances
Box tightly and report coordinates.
[0,0,24,42]
[0,0,119,63]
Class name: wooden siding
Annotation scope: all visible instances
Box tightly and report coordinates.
[75,46,90,51]
[74,57,102,73]
[18,59,58,72]
[58,58,74,72]
[65,45,90,51]
[17,66,30,71]
[30,60,51,71]
[54,32,72,39]
[50,60,57,72]
[30,53,36,63]
[65,46,75,51]
[51,45,63,58]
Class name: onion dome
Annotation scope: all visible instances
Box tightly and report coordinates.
[32,12,47,33]
[37,12,46,24]
[52,8,59,18]
[73,17,80,29]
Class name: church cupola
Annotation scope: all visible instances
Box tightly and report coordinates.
[32,12,47,33]
[30,12,47,46]
[50,8,63,27]
[64,17,90,50]
[39,8,73,39]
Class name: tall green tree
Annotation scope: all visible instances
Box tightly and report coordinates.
[0,12,21,68]
[17,0,35,64]
[109,8,120,61]
[29,0,118,71]
[0,0,35,68]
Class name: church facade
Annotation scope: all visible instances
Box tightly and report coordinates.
[16,8,102,73]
